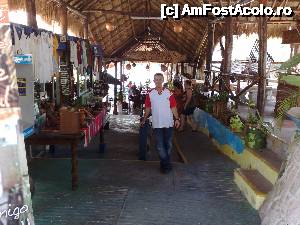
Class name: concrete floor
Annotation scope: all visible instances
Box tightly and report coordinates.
[29,115,260,225]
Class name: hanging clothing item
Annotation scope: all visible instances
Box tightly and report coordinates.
[53,34,59,65]
[85,41,92,66]
[82,41,88,67]
[77,40,82,65]
[70,40,78,68]
[12,24,54,83]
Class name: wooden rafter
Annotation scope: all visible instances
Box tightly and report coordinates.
[82,9,160,17]
[127,0,138,41]
[80,0,98,11]
[50,0,87,19]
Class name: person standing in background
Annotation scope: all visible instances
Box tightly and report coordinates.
[180,80,197,132]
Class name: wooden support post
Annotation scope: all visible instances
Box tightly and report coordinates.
[113,62,118,115]
[83,18,89,39]
[192,64,197,79]
[257,15,268,115]
[60,6,68,35]
[181,62,184,75]
[224,17,233,94]
[205,23,214,86]
[59,5,70,105]
[120,61,124,92]
[237,78,241,94]
[25,0,37,28]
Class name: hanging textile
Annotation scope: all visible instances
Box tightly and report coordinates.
[70,40,78,68]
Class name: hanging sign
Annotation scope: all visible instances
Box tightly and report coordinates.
[14,54,33,65]
[59,65,71,96]
[60,35,67,43]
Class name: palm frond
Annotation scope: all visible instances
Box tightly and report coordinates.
[276,92,300,126]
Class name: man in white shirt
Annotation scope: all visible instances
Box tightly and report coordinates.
[141,73,180,173]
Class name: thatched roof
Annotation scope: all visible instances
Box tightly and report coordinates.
[8,0,300,63]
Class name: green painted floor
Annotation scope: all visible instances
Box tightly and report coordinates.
[29,115,261,225]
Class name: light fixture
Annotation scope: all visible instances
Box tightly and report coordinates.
[173,24,183,33]
[126,63,131,70]
[161,64,167,72]
[105,22,115,32]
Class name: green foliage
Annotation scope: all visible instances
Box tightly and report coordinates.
[276,92,300,125]
[245,127,266,150]
[209,91,228,102]
[247,100,258,125]
[230,115,244,132]
[218,91,228,102]
[117,91,124,102]
[280,75,300,88]
[279,53,300,71]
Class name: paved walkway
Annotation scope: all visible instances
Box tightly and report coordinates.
[30,115,260,225]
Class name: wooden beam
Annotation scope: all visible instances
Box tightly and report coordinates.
[223,16,233,93]
[217,19,297,24]
[205,23,214,86]
[110,36,139,57]
[83,18,88,39]
[25,0,38,28]
[159,0,173,38]
[82,9,160,17]
[128,0,138,40]
[257,4,268,114]
[60,5,68,35]
[50,0,87,19]
[113,62,118,115]
[81,0,98,11]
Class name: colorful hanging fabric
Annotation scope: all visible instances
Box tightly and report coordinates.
[77,40,82,65]
[53,34,59,65]
[85,40,92,66]
[15,26,23,40]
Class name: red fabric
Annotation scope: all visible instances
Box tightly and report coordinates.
[145,94,151,108]
[81,108,106,148]
[77,41,82,65]
[169,94,177,108]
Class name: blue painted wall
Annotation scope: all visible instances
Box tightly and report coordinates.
[193,109,245,154]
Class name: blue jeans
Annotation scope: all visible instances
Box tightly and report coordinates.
[153,128,173,169]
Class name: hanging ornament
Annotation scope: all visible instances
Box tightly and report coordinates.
[108,62,115,68]
[126,63,131,70]
[132,62,136,67]
[105,22,115,32]
[161,64,167,72]
[173,24,183,33]
[146,64,150,70]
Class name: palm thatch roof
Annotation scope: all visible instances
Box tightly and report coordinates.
[8,0,300,64]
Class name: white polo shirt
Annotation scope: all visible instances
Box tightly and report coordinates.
[145,88,176,128]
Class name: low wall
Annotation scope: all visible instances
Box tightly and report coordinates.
[193,108,244,154]
[193,108,279,184]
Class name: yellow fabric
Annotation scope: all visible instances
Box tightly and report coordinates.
[53,35,59,64]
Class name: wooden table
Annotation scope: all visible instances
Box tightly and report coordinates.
[25,131,84,191]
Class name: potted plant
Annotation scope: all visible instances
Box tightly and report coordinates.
[230,114,244,133]
[244,101,268,150]
[212,91,228,119]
